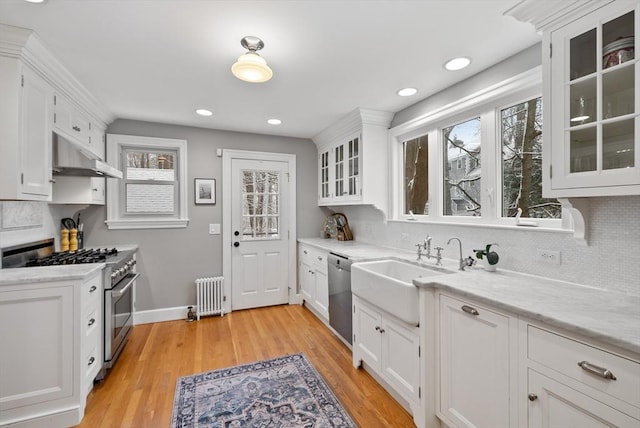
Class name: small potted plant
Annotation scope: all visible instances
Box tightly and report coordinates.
[474,243,499,271]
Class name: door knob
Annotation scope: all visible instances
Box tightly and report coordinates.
[234,231,240,236]
[233,242,240,247]
[528,393,538,401]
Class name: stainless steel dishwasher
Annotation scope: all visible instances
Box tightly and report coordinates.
[328,252,353,345]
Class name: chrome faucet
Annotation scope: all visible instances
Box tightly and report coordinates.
[415,235,432,261]
[447,237,467,271]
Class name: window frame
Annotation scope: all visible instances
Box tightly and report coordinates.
[389,67,565,230]
[106,134,189,230]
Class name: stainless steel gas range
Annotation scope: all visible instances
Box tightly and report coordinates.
[1,238,139,380]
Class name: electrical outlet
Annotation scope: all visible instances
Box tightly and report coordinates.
[209,223,221,235]
[537,249,561,265]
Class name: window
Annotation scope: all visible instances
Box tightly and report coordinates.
[403,135,429,215]
[443,118,481,217]
[392,72,562,228]
[501,97,561,219]
[106,134,189,229]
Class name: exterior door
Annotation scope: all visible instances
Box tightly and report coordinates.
[230,158,290,310]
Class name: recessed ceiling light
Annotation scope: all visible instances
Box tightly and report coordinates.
[267,118,282,125]
[195,109,213,117]
[24,0,46,3]
[444,57,471,71]
[397,87,418,97]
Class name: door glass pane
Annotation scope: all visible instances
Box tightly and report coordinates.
[603,119,635,170]
[570,78,596,125]
[443,118,481,216]
[241,170,280,240]
[501,97,560,219]
[570,128,597,172]
[603,11,635,70]
[570,28,596,80]
[403,135,429,215]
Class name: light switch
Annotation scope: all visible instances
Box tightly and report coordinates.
[209,223,221,235]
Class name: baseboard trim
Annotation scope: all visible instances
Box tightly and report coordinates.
[134,306,191,325]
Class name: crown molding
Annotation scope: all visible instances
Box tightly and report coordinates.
[0,23,115,127]
[504,0,614,31]
[312,108,393,148]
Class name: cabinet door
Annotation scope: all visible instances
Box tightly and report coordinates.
[88,122,105,160]
[439,294,511,428]
[527,369,640,428]
[53,94,91,149]
[19,66,52,198]
[0,285,74,413]
[381,316,420,401]
[313,269,329,319]
[354,301,382,369]
[91,177,106,204]
[548,1,639,195]
[318,149,332,203]
[331,134,362,203]
[299,260,315,302]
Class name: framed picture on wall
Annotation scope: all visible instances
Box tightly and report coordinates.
[195,178,216,205]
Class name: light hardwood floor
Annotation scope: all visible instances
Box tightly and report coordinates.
[76,304,416,428]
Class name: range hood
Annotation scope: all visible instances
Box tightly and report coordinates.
[52,134,122,179]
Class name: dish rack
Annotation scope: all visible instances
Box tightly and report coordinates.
[323,213,353,241]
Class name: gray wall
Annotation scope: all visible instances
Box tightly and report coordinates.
[80,119,324,311]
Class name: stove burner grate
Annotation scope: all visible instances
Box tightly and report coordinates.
[26,248,118,267]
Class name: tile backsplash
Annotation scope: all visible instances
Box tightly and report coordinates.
[339,196,640,296]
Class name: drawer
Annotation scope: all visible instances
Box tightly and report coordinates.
[299,245,328,273]
[81,275,101,306]
[527,325,640,408]
[82,306,100,344]
[83,342,101,392]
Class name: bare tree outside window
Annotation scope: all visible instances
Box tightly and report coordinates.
[501,97,561,218]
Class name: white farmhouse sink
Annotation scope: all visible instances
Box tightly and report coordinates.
[352,259,451,325]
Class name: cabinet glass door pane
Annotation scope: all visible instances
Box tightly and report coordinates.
[570,78,596,125]
[603,120,634,170]
[320,151,329,198]
[603,66,634,119]
[602,11,634,70]
[348,137,359,196]
[335,145,344,197]
[570,128,597,173]
[570,28,596,80]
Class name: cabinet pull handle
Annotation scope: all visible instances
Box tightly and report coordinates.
[379,328,385,333]
[461,305,479,316]
[317,256,323,261]
[303,250,308,254]
[92,188,99,192]
[578,360,617,380]
[49,178,56,183]
[89,285,97,293]
[375,326,380,331]
[528,393,538,401]
[88,356,95,366]
[88,318,95,327]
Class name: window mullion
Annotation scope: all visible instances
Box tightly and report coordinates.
[482,109,498,222]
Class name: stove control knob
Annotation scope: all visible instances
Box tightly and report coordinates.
[128,260,135,268]
[111,272,118,279]
[118,268,125,275]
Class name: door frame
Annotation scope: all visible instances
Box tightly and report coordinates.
[222,149,297,313]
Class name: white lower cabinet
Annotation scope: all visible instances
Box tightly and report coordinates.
[522,322,640,428]
[0,271,103,427]
[353,296,420,412]
[298,244,328,320]
[438,293,516,428]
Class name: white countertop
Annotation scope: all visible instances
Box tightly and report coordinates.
[0,263,104,285]
[299,237,640,356]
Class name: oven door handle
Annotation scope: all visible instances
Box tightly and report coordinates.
[110,272,140,298]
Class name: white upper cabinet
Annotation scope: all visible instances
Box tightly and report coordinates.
[0,57,53,201]
[508,0,640,197]
[313,108,393,211]
[53,93,106,160]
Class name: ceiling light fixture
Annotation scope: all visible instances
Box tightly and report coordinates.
[24,0,46,3]
[397,87,418,97]
[267,118,282,125]
[195,109,213,117]
[231,36,273,83]
[444,57,471,71]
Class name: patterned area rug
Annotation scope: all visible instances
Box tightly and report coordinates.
[171,353,357,427]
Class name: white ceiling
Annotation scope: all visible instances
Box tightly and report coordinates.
[0,0,541,139]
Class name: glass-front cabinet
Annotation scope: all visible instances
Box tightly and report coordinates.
[314,108,392,210]
[547,1,640,196]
